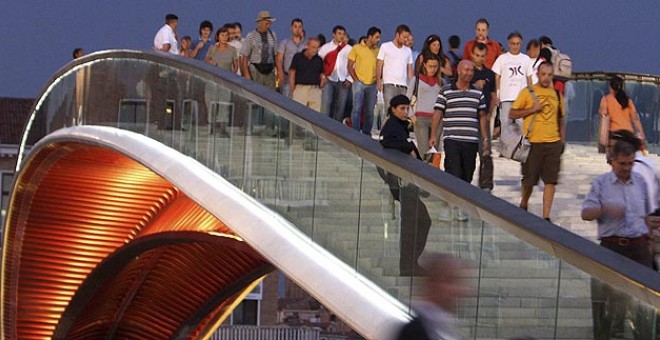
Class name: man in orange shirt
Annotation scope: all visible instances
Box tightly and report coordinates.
[462,18,502,69]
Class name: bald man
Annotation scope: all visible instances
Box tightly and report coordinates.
[431,61,489,179]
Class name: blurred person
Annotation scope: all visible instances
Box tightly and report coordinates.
[206,27,239,72]
[492,32,533,144]
[470,42,497,192]
[395,253,472,339]
[599,75,646,160]
[414,35,452,83]
[228,22,243,45]
[347,26,381,135]
[319,25,353,120]
[378,95,431,276]
[510,62,564,221]
[582,140,656,339]
[154,13,179,54]
[225,22,243,75]
[377,24,414,110]
[317,33,327,46]
[406,53,442,157]
[527,39,541,84]
[276,18,306,98]
[72,47,84,59]
[462,18,501,68]
[289,38,326,112]
[447,35,462,77]
[180,36,192,57]
[190,20,213,61]
[407,33,420,68]
[430,60,489,220]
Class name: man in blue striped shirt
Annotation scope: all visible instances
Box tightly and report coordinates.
[430,60,489,184]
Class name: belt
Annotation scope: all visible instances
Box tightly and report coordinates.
[600,235,650,246]
[385,83,407,88]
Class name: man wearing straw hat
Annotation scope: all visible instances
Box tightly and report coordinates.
[240,10,279,89]
[240,10,281,136]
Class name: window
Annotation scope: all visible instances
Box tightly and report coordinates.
[231,299,259,325]
[1,172,14,234]
[117,99,148,133]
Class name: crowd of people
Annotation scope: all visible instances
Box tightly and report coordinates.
[149,11,659,339]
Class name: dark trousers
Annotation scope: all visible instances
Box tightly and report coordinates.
[591,240,655,340]
[444,139,479,183]
[398,184,432,274]
[377,168,431,275]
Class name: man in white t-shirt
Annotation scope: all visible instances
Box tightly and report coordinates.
[492,31,533,141]
[154,14,180,55]
[318,25,353,121]
[376,24,413,112]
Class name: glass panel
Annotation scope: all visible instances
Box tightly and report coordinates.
[307,136,362,265]
[20,56,660,339]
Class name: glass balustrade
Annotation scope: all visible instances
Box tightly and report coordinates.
[20,51,660,339]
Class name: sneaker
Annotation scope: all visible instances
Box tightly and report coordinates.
[453,207,468,221]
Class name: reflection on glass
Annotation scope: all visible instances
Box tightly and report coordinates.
[23,56,660,338]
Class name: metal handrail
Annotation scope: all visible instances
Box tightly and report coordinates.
[20,50,660,308]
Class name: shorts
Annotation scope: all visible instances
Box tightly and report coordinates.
[521,141,563,187]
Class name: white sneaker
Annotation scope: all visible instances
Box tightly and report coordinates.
[453,207,468,221]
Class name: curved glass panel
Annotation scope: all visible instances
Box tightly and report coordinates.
[566,73,660,147]
[18,51,660,339]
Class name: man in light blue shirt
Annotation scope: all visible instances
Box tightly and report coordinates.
[582,141,652,243]
[581,140,654,340]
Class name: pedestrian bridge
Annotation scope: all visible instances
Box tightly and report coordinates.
[2,50,658,339]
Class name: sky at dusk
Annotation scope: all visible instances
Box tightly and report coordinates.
[1,0,659,98]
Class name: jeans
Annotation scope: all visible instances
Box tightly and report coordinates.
[414,116,442,158]
[382,84,407,114]
[321,80,350,121]
[280,72,291,98]
[351,81,377,135]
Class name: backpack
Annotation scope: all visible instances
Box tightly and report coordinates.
[551,48,572,80]
[448,51,461,77]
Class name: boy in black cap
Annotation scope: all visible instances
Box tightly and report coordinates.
[379,95,420,159]
[379,95,431,276]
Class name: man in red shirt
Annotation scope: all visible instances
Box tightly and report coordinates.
[462,18,502,69]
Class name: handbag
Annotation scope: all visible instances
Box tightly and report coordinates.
[598,114,610,154]
[499,123,532,163]
[252,63,274,75]
[409,67,421,117]
[498,88,539,163]
[424,146,442,168]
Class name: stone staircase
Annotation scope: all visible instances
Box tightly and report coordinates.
[198,134,657,339]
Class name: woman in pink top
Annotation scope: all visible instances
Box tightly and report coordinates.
[599,75,645,157]
[407,53,442,157]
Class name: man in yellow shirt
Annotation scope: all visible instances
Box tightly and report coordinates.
[347,26,381,135]
[510,62,565,222]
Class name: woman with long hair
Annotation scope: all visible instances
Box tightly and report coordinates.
[205,27,239,72]
[599,75,646,157]
[407,53,443,157]
[414,35,452,82]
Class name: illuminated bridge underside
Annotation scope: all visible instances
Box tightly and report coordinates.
[1,126,408,339]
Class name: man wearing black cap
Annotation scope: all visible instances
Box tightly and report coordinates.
[154,14,179,55]
[379,95,432,276]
